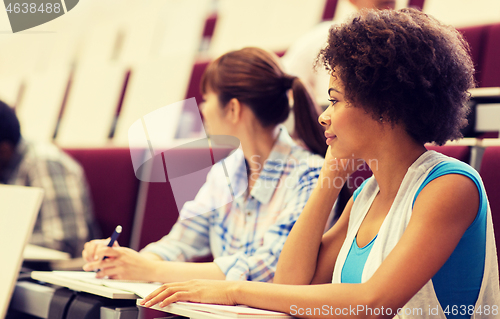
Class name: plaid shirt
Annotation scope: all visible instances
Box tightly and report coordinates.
[141,127,325,282]
[0,139,95,257]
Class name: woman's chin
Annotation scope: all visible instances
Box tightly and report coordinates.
[328,145,343,158]
[329,147,352,160]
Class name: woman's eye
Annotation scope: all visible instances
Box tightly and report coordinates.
[328,98,337,106]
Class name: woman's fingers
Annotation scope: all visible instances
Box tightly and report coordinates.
[141,280,234,308]
[95,264,120,279]
[82,238,113,262]
[82,250,119,272]
[143,285,176,307]
[142,282,193,306]
[82,240,99,262]
[94,245,122,260]
[159,291,191,307]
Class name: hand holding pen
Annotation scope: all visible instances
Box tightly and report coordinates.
[103,225,122,260]
[82,225,122,272]
[82,225,161,281]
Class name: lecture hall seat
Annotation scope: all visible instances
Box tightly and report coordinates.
[135,182,180,251]
[202,13,218,39]
[322,0,339,21]
[133,145,235,255]
[457,25,490,87]
[408,0,425,10]
[479,146,500,270]
[63,148,140,248]
[185,60,211,107]
[133,147,214,251]
[479,23,500,87]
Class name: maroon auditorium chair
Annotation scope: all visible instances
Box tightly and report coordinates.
[134,145,234,253]
[479,23,500,87]
[63,148,140,247]
[479,146,500,270]
[185,60,211,107]
[408,0,425,10]
[322,0,339,21]
[457,25,490,87]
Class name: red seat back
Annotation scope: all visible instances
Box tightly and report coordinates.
[457,25,490,87]
[479,23,500,87]
[479,146,500,268]
[63,148,140,247]
[134,147,230,251]
[408,0,425,10]
[185,60,211,107]
[322,0,338,21]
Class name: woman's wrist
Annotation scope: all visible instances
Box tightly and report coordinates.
[140,251,163,261]
[228,281,244,305]
[147,259,170,282]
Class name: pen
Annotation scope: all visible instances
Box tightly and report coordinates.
[103,225,122,260]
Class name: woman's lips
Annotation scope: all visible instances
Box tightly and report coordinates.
[326,136,336,145]
[325,133,336,145]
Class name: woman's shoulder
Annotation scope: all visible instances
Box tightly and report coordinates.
[418,156,484,198]
[427,157,480,180]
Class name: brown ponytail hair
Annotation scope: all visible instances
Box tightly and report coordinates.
[200,47,326,156]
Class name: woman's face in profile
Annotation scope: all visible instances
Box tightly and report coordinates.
[200,90,229,136]
[319,75,382,159]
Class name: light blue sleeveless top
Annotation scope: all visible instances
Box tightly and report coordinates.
[341,160,487,319]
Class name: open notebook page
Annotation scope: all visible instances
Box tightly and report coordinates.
[44,271,162,298]
[139,300,292,318]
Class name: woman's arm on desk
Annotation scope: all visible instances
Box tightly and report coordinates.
[141,174,479,318]
[84,246,225,281]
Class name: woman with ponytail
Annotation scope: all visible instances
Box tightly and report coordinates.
[82,47,328,283]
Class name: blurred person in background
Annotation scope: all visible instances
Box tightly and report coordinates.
[282,0,396,112]
[0,100,98,258]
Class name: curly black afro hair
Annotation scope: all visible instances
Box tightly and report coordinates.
[317,8,475,146]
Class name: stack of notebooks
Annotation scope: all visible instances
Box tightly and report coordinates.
[31,271,292,318]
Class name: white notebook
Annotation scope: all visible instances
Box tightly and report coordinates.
[31,271,162,299]
[139,300,292,318]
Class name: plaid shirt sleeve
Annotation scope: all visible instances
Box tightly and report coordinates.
[140,169,217,261]
[28,157,94,258]
[213,166,322,282]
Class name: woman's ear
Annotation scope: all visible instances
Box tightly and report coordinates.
[226,98,242,124]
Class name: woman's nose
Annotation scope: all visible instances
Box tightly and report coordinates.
[318,111,331,126]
